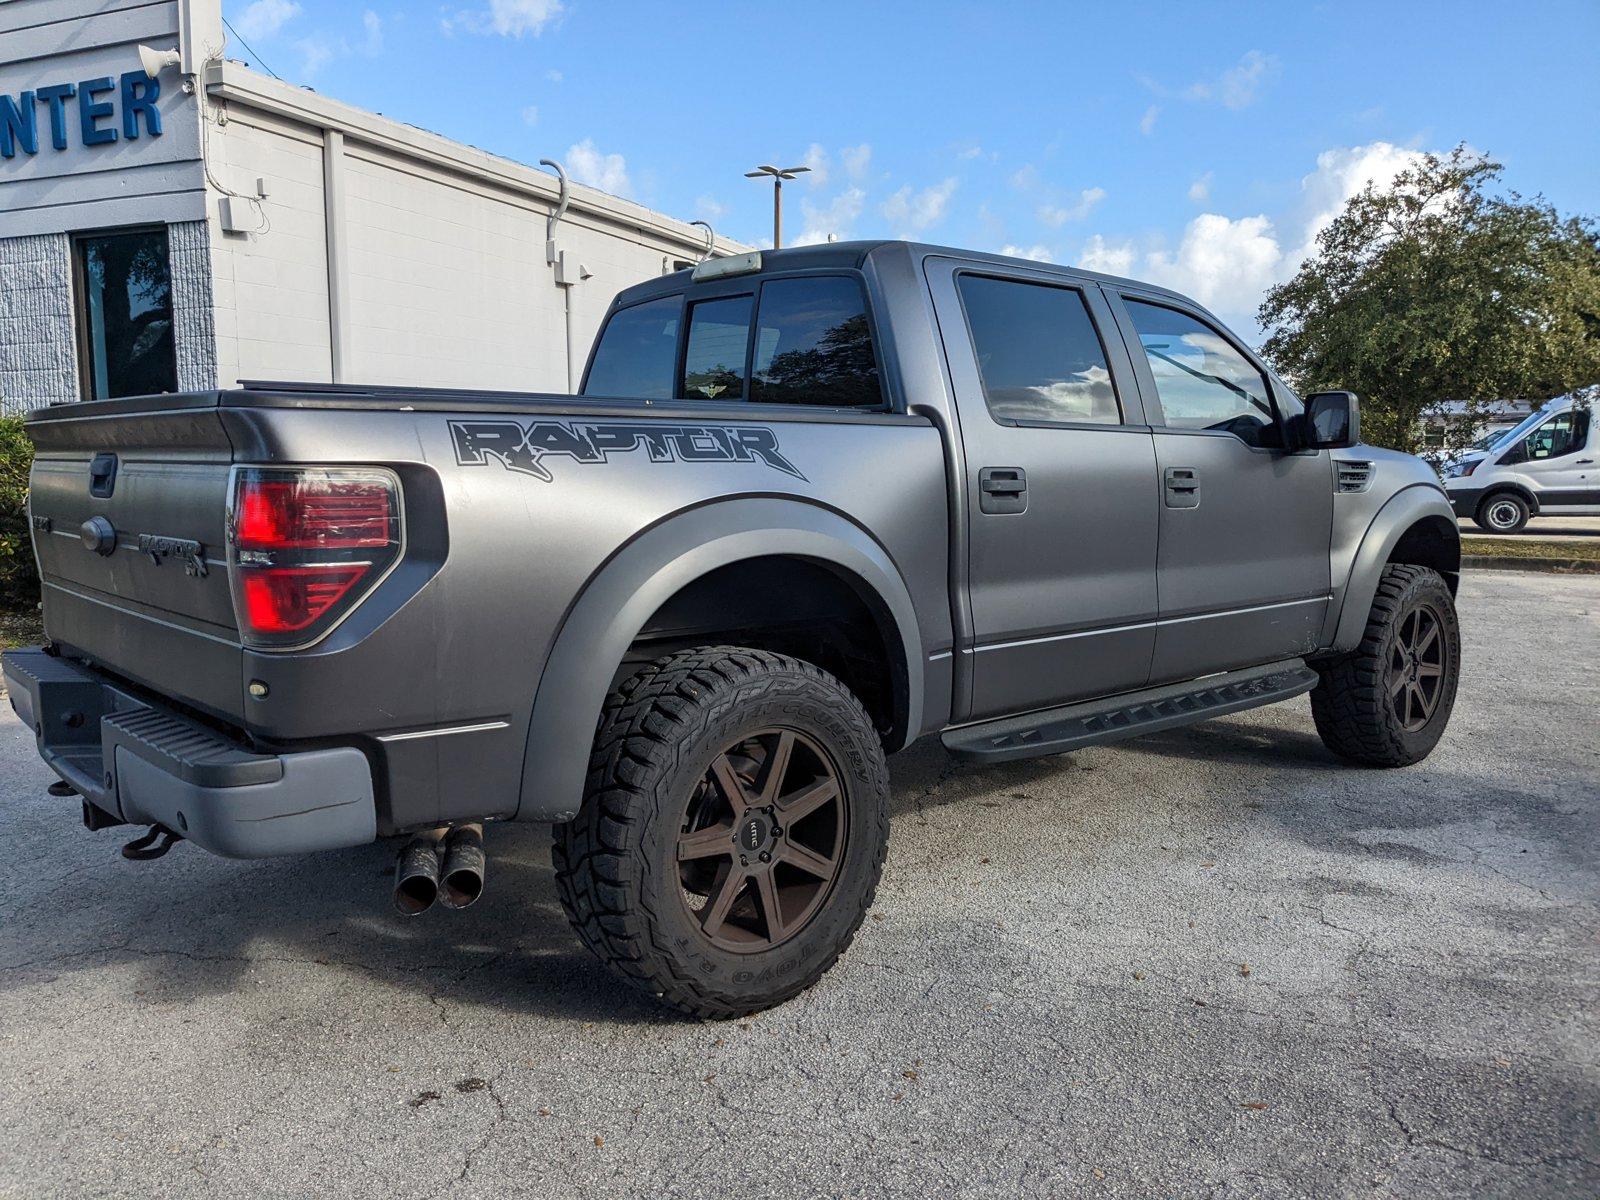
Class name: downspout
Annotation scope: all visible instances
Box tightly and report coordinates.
[538,158,580,393]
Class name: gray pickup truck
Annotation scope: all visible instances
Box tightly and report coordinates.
[5,241,1462,1017]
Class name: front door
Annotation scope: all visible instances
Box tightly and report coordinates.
[1510,407,1598,510]
[928,260,1159,721]
[1108,291,1334,685]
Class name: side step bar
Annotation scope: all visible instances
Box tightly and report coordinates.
[941,659,1319,764]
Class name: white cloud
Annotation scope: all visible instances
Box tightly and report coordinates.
[566,138,630,197]
[793,187,866,246]
[801,143,829,188]
[1008,164,1040,190]
[236,0,301,41]
[695,194,726,221]
[546,69,563,82]
[1038,187,1106,226]
[360,10,383,54]
[841,143,872,181]
[1188,172,1213,203]
[881,177,958,237]
[520,105,539,126]
[1290,141,1425,261]
[446,0,563,37]
[1144,213,1284,313]
[958,144,984,160]
[1078,234,1136,277]
[1000,244,1054,262]
[295,33,338,76]
[1184,50,1278,110]
[1139,105,1160,136]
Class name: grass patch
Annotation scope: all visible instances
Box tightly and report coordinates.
[1460,536,1600,563]
[0,609,44,651]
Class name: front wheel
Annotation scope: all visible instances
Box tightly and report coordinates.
[553,646,890,1018]
[1474,492,1530,533]
[1311,564,1461,767]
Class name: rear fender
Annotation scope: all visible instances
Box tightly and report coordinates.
[515,498,923,822]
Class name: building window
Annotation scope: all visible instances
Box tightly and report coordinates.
[72,227,178,400]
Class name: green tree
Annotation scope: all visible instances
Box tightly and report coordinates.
[1259,147,1600,454]
[0,415,38,612]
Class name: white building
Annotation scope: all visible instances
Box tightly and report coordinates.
[0,0,740,414]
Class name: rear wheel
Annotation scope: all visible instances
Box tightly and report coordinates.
[1474,491,1530,533]
[553,646,890,1018]
[1311,564,1461,767]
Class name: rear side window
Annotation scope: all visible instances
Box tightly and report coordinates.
[1123,300,1280,447]
[956,274,1120,425]
[680,295,753,400]
[750,276,882,407]
[583,295,680,398]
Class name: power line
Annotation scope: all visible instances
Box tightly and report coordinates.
[221,16,281,80]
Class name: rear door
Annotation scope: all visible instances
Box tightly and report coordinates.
[1106,290,1333,685]
[927,259,1159,721]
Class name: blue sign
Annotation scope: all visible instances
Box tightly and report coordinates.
[1,71,163,159]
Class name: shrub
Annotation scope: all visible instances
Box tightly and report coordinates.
[0,416,39,613]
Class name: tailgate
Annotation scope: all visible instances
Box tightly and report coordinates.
[26,396,245,722]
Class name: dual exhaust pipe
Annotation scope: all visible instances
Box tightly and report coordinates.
[394,823,485,915]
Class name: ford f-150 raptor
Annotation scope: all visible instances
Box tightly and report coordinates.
[4,241,1462,1017]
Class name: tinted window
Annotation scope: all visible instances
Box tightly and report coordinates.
[957,275,1120,424]
[750,276,881,407]
[73,227,177,400]
[680,295,752,400]
[583,295,681,399]
[1124,300,1280,447]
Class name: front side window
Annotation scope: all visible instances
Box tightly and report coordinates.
[73,227,177,400]
[679,294,752,400]
[750,276,881,407]
[1124,299,1280,447]
[1504,409,1591,463]
[957,274,1120,425]
[583,295,681,398]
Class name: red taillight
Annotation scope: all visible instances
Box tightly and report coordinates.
[241,564,370,633]
[229,467,401,647]
[236,477,393,549]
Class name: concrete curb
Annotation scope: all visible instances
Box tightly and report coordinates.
[1461,554,1600,575]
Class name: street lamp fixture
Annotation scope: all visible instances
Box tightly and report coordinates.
[745,163,810,249]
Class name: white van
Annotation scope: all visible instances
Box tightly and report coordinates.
[1443,396,1598,532]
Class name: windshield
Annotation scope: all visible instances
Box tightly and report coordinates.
[1486,409,1552,455]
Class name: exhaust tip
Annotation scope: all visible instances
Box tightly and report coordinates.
[393,829,446,916]
[437,823,486,911]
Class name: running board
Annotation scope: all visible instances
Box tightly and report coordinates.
[941,659,1319,764]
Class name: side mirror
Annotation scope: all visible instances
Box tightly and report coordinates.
[1303,390,1360,450]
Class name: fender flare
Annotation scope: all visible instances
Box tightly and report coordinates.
[1327,484,1460,653]
[515,497,924,822]
[1476,481,1541,516]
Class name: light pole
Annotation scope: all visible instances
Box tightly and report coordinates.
[745,163,810,249]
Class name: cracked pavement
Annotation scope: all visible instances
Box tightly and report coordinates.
[0,571,1595,1198]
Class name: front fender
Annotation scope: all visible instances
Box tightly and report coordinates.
[514,498,924,822]
[1324,484,1459,654]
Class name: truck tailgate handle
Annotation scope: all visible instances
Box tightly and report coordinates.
[89,453,118,498]
[978,466,1027,514]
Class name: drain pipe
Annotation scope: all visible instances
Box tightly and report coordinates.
[690,220,716,263]
[539,158,585,393]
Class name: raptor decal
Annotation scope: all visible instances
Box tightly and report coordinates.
[448,419,806,483]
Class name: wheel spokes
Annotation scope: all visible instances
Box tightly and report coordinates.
[777,838,837,880]
[753,870,786,942]
[776,777,838,823]
[678,824,733,862]
[756,730,795,806]
[711,754,753,816]
[700,864,748,937]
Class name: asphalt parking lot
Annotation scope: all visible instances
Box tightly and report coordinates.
[1,570,1596,1199]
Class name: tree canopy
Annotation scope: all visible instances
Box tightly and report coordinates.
[1258,147,1600,453]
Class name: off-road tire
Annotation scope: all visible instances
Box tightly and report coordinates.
[552,646,890,1019]
[1311,564,1461,767]
[1474,491,1530,534]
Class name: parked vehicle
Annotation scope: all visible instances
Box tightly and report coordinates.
[4,242,1463,1017]
[1442,395,1598,532]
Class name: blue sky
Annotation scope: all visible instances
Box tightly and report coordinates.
[222,0,1599,338]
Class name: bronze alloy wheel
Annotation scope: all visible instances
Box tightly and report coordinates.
[1387,600,1449,733]
[676,728,847,953]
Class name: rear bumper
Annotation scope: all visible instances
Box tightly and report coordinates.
[2,648,376,859]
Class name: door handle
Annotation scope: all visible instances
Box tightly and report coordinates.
[1163,466,1200,509]
[978,466,1027,514]
[1577,459,1595,465]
